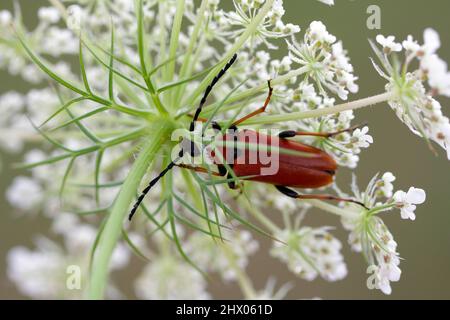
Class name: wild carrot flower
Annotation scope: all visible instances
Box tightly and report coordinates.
[0,0,441,300]
[372,29,450,159]
[334,173,426,294]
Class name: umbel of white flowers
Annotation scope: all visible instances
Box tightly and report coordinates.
[0,0,439,299]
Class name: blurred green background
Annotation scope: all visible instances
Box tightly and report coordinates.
[1,0,450,299]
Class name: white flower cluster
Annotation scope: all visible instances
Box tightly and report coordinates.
[271,226,347,282]
[338,173,426,294]
[7,214,130,299]
[0,0,435,300]
[135,255,210,300]
[374,29,450,159]
[213,0,300,49]
[268,22,369,168]
[186,229,259,281]
[288,21,359,100]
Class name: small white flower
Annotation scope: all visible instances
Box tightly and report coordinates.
[0,10,12,28]
[421,54,450,97]
[0,10,12,27]
[351,126,374,150]
[21,65,44,84]
[423,28,441,55]
[376,35,402,53]
[66,5,85,31]
[393,187,426,221]
[271,227,347,282]
[378,172,396,198]
[38,7,61,24]
[309,21,336,43]
[6,176,43,211]
[220,0,299,49]
[42,27,78,56]
[402,35,421,55]
[288,22,358,100]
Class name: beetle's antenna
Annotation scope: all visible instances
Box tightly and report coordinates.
[190,54,238,132]
[129,152,183,221]
[129,55,238,221]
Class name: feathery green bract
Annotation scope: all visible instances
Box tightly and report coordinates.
[122,229,151,262]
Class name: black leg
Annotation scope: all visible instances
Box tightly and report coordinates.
[275,185,368,209]
[217,164,228,177]
[212,121,222,132]
[278,122,368,140]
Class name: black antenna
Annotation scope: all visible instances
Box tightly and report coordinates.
[129,54,238,221]
[128,152,182,221]
[189,54,238,131]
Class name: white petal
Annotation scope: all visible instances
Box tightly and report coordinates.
[393,190,406,203]
[406,187,426,204]
[424,28,441,53]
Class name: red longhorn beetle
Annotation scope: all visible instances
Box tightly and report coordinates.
[129,54,366,221]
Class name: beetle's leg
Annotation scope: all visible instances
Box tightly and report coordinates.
[278,123,368,139]
[212,121,222,132]
[227,172,245,199]
[275,185,369,209]
[177,164,223,177]
[227,173,238,190]
[231,80,274,127]
[217,164,227,177]
[187,114,209,123]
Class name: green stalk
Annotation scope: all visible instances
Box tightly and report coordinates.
[173,0,209,105]
[306,200,360,220]
[166,0,185,83]
[243,92,393,125]
[136,0,168,115]
[87,120,173,299]
[221,243,257,299]
[238,198,281,234]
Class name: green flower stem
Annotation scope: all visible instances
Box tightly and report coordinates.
[306,200,360,220]
[173,0,209,105]
[243,92,394,125]
[87,120,174,299]
[183,0,276,108]
[166,0,185,84]
[238,197,281,234]
[136,0,168,115]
